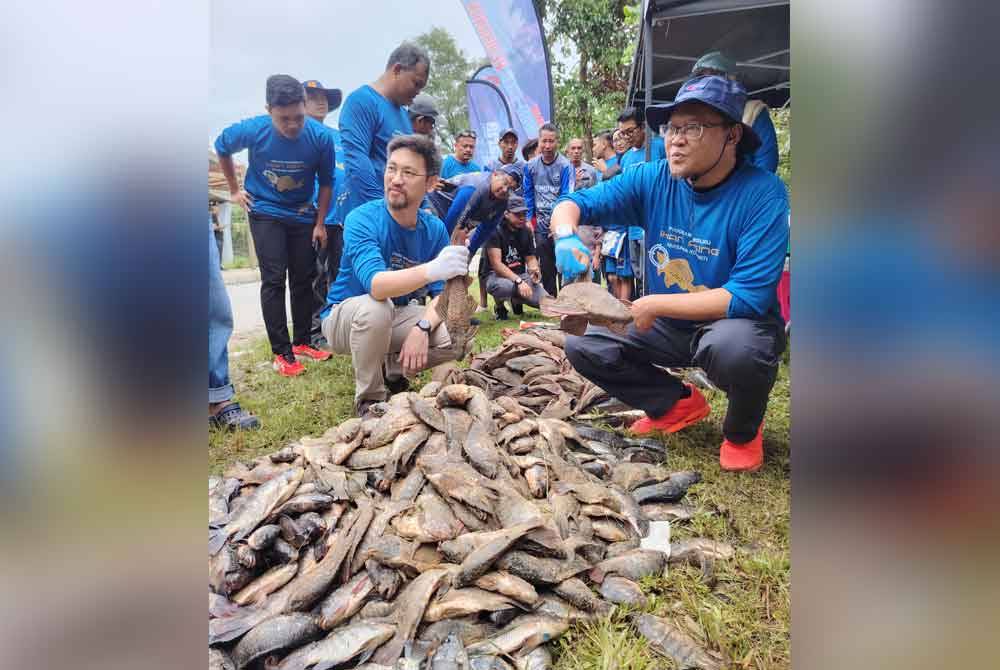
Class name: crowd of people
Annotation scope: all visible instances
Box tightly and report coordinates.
[209,43,788,472]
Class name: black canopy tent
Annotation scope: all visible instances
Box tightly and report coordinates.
[627,0,790,137]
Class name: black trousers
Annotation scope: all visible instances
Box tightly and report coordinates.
[249,214,316,357]
[310,224,345,343]
[534,230,558,298]
[565,315,786,443]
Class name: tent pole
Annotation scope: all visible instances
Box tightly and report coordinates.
[643,0,653,163]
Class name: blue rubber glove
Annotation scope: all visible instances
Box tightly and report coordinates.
[555,233,591,284]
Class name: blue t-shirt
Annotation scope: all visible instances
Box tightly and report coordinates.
[312,126,348,226]
[748,110,779,174]
[339,85,413,215]
[426,172,507,255]
[523,153,573,235]
[323,199,449,315]
[441,155,482,179]
[214,116,334,224]
[561,159,788,321]
[619,135,667,172]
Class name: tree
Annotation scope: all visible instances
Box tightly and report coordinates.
[542,0,640,159]
[412,27,488,149]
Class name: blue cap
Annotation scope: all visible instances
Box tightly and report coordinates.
[302,80,342,111]
[645,75,760,151]
[506,194,527,214]
[496,162,523,187]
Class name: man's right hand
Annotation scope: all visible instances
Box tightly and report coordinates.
[424,245,470,283]
[231,190,253,213]
[517,280,532,300]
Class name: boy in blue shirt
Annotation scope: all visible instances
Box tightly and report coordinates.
[441,130,482,178]
[321,135,470,417]
[215,74,335,377]
[340,42,429,215]
[552,76,789,472]
[302,78,347,348]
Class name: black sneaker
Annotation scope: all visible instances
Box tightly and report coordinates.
[495,303,509,321]
[511,302,524,316]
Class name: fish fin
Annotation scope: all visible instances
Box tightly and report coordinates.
[208,528,228,556]
[559,315,589,336]
[207,607,266,646]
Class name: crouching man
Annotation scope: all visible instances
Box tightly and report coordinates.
[552,75,789,472]
[484,195,548,319]
[321,135,470,416]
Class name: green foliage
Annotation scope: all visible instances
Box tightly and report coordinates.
[772,107,791,191]
[540,0,641,156]
[413,27,486,149]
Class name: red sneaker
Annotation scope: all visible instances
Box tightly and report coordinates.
[292,344,332,361]
[629,384,711,436]
[273,354,306,377]
[719,423,764,472]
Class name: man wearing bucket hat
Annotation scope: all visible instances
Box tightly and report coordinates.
[551,75,789,473]
[691,51,779,173]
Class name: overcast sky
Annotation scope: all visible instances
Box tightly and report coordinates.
[210,0,484,152]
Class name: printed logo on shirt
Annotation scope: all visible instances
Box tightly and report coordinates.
[658,228,720,263]
[504,247,523,271]
[263,160,307,192]
[648,243,708,293]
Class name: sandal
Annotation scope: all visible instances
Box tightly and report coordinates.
[210,402,261,431]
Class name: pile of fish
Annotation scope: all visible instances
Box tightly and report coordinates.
[209,381,735,670]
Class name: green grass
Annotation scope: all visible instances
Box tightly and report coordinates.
[209,285,790,669]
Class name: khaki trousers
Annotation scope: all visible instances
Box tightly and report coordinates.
[322,295,455,403]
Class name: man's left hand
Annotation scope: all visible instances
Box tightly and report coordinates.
[398,327,430,376]
[630,295,661,332]
[312,224,327,250]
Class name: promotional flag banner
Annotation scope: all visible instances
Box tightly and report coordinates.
[461,0,554,139]
[466,77,512,167]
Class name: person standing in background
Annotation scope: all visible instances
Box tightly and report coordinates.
[214,74,334,377]
[302,79,347,349]
[441,130,481,178]
[523,123,573,297]
[565,137,603,281]
[407,93,440,138]
[340,42,429,215]
[521,138,539,162]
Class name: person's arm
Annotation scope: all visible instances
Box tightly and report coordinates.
[215,120,254,211]
[749,110,779,173]
[550,162,646,235]
[559,164,572,196]
[313,185,331,247]
[523,166,535,221]
[340,96,384,205]
[466,205,505,255]
[630,289,733,330]
[442,186,475,235]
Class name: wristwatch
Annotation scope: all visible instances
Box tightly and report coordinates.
[415,319,432,334]
[513,277,523,285]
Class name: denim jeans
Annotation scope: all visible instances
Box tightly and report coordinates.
[209,224,235,403]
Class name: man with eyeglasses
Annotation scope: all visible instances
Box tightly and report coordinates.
[408,93,440,138]
[551,76,789,473]
[441,130,482,179]
[617,106,666,171]
[340,42,429,215]
[321,135,470,417]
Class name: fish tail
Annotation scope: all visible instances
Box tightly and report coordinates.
[208,528,228,556]
[207,608,266,646]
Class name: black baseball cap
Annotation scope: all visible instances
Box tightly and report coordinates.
[506,194,527,214]
[302,79,343,111]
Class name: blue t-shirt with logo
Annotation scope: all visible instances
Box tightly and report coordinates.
[339,85,413,214]
[441,155,482,179]
[323,199,449,315]
[561,159,788,320]
[523,153,573,235]
[214,116,334,224]
[619,135,666,172]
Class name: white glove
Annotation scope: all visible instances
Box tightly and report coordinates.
[424,244,470,283]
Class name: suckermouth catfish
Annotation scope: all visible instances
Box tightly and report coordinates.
[465,615,570,657]
[588,549,668,583]
[230,613,323,670]
[276,622,396,670]
[635,614,725,670]
[210,467,304,555]
[631,471,702,505]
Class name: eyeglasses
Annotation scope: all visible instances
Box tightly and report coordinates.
[385,164,428,181]
[659,122,727,142]
[618,126,640,137]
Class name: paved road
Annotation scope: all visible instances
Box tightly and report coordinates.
[227,281,292,346]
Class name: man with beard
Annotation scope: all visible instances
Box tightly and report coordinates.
[215,74,334,377]
[340,42,429,214]
[552,76,788,472]
[302,79,347,348]
[321,135,469,417]
[484,195,546,320]
[523,122,573,296]
[441,130,481,178]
